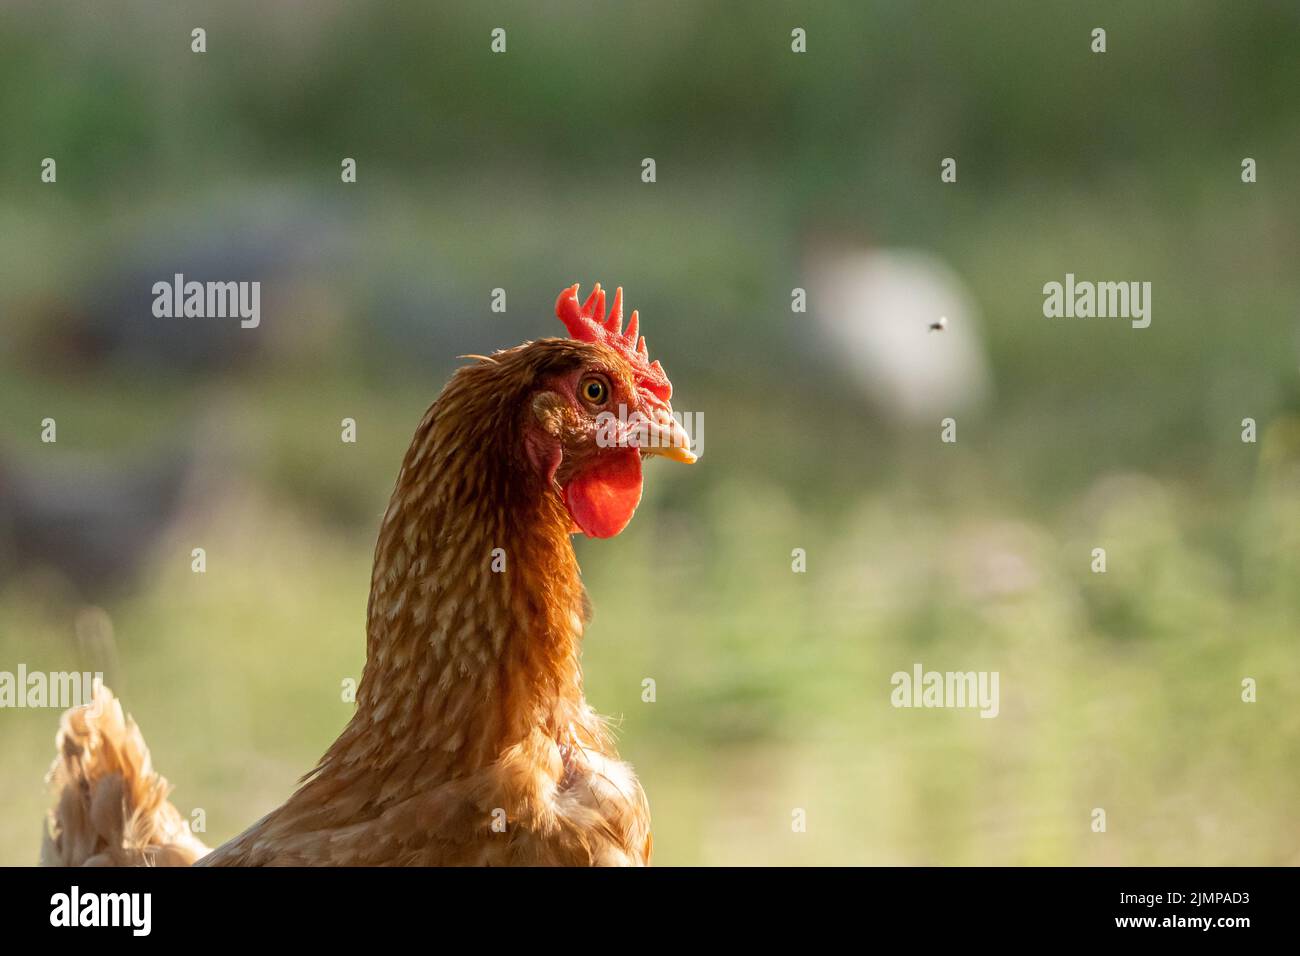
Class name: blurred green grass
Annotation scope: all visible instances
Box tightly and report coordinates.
[4,420,1299,864]
[2,0,1300,864]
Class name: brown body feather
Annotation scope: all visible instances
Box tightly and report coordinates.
[44,339,653,866]
[41,684,210,866]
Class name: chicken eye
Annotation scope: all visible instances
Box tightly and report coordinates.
[579,376,609,406]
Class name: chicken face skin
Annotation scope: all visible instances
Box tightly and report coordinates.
[528,352,695,539]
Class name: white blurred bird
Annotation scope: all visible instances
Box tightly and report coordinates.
[805,245,992,424]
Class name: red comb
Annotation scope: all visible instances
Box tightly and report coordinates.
[554,283,672,401]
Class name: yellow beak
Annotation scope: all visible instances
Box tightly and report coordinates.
[638,414,698,464]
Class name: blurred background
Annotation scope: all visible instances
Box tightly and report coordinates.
[2,0,1299,865]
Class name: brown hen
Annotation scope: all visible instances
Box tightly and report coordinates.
[41,284,696,866]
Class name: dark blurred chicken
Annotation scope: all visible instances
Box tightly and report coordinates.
[0,444,198,598]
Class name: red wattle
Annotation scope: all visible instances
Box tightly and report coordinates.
[563,448,644,539]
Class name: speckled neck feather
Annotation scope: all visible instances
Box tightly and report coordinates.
[349,355,592,773]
